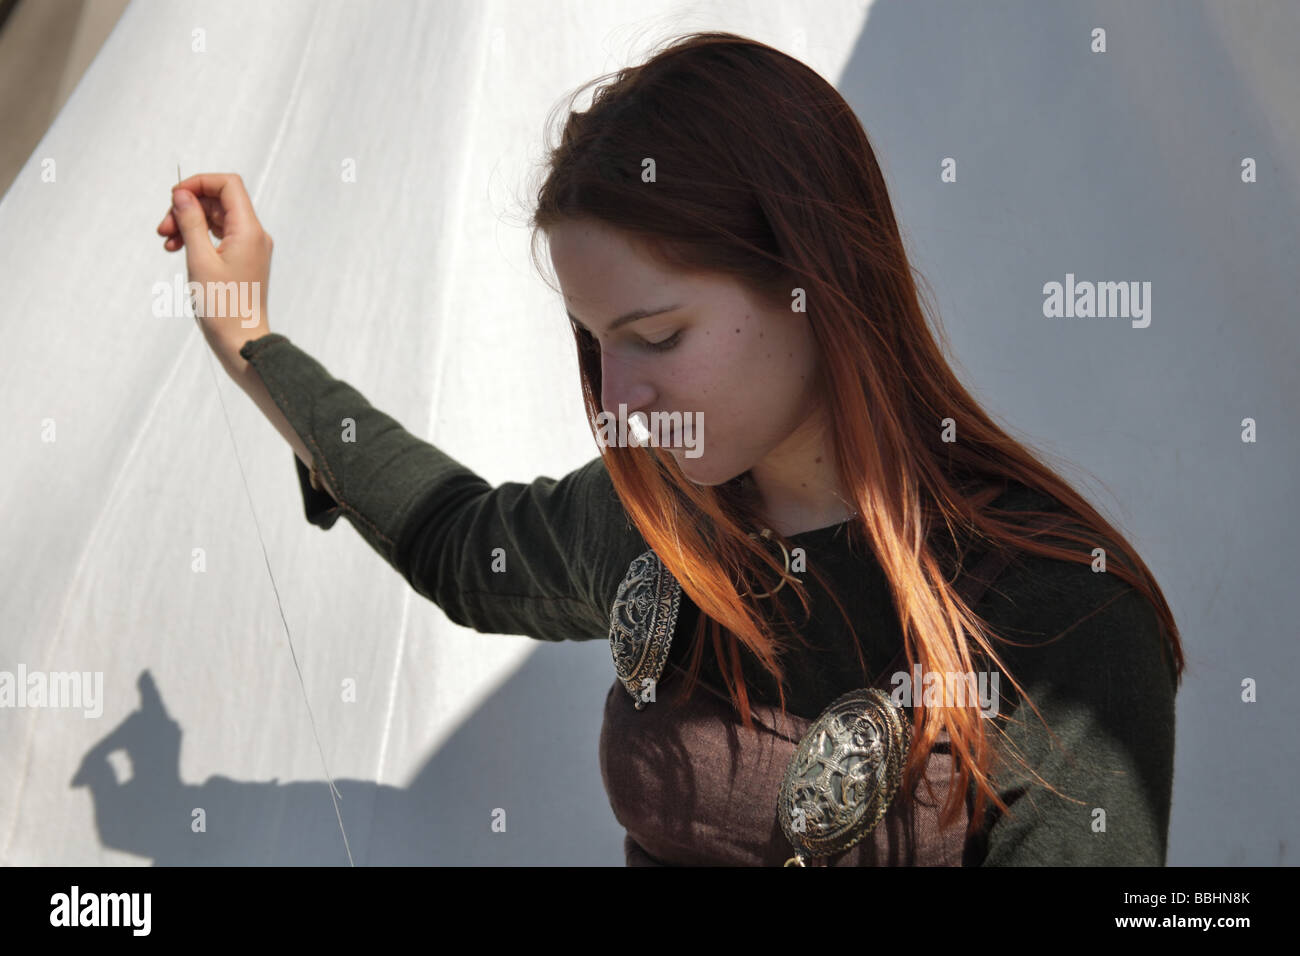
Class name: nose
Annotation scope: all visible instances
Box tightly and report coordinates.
[599,346,654,421]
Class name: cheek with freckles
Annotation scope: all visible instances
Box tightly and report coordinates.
[666,314,789,479]
[729,314,813,440]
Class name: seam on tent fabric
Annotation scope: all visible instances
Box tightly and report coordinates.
[376,1,499,800]
[249,9,322,213]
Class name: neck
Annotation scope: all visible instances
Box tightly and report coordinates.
[746,411,856,537]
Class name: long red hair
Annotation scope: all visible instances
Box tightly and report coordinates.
[527,31,1184,837]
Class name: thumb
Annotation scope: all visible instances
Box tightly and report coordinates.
[171,188,217,269]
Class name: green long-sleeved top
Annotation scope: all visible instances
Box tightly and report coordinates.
[238,331,1178,866]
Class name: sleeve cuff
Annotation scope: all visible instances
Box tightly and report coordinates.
[294,451,342,529]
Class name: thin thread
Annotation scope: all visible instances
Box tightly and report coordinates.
[192,306,355,867]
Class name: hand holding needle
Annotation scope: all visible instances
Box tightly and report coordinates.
[156,168,276,380]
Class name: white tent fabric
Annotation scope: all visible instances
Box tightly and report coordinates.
[3,0,1298,867]
[0,0,870,865]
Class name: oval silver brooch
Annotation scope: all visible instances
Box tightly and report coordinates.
[777,687,910,864]
[608,550,682,709]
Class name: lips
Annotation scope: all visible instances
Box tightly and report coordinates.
[627,412,695,448]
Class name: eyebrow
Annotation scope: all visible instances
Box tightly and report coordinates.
[565,304,682,334]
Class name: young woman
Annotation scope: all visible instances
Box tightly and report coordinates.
[158,32,1182,866]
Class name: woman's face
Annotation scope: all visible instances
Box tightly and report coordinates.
[547,217,823,487]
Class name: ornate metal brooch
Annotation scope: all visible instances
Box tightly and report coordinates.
[777,688,910,866]
[608,550,682,710]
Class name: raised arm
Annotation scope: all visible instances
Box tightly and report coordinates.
[157,173,645,644]
[235,333,647,644]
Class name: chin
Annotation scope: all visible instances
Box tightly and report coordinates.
[661,448,747,488]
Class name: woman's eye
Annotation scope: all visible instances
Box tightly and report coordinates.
[641,330,682,352]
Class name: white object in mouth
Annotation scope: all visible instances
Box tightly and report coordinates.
[628,413,651,445]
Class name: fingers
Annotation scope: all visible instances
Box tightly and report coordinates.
[158,172,258,255]
[173,172,260,233]
[158,196,225,239]
[169,188,223,269]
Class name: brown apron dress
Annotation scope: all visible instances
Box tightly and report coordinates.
[599,541,1021,866]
